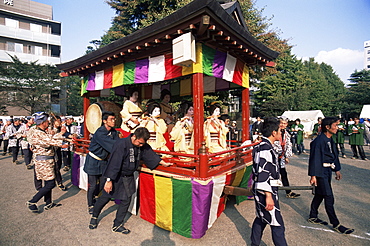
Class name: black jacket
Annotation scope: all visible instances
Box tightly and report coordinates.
[103,135,161,200]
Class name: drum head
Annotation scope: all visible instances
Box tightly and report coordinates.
[85,103,102,134]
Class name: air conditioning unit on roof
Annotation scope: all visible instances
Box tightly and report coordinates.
[172,32,196,67]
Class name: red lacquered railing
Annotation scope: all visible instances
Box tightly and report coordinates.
[72,138,258,179]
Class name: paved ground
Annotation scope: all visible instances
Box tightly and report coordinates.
[0,139,369,246]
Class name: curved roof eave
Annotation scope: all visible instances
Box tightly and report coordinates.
[57,0,278,72]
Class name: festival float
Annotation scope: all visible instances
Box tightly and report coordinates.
[57,0,278,239]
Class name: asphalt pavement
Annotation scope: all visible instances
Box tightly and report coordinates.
[0,138,369,246]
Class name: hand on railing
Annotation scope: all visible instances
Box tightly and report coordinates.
[159,160,172,167]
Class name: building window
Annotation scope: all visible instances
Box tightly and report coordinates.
[368,50,370,54]
[368,57,370,61]
[15,43,23,53]
[7,42,23,53]
[27,45,35,54]
[5,18,18,28]
[50,45,60,57]
[35,46,42,56]
[6,42,15,52]
[30,23,42,33]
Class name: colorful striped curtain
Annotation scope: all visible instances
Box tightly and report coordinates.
[81,43,249,96]
[71,153,252,239]
[139,165,252,239]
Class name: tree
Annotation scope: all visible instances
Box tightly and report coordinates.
[63,76,84,115]
[253,52,310,116]
[302,59,345,116]
[239,0,292,80]
[343,69,370,116]
[86,40,102,54]
[253,54,346,117]
[101,0,192,46]
[241,0,347,117]
[348,69,370,84]
[0,55,61,114]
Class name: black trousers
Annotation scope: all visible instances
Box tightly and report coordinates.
[336,143,345,156]
[23,148,33,166]
[251,216,287,246]
[280,167,291,194]
[297,143,304,154]
[87,174,105,207]
[3,139,8,153]
[54,148,63,185]
[34,169,42,191]
[350,145,366,159]
[93,192,132,227]
[62,151,71,168]
[291,136,297,154]
[10,146,19,162]
[29,179,55,205]
[309,193,339,227]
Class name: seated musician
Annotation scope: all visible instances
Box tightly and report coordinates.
[140,102,169,152]
[204,102,229,154]
[120,87,142,137]
[170,101,194,155]
[159,89,175,133]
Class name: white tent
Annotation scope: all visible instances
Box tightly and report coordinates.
[359,105,370,119]
[282,110,325,136]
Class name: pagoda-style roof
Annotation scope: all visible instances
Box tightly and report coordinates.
[57,0,278,76]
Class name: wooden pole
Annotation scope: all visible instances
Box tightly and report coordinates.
[83,96,90,140]
[192,73,204,153]
[192,73,208,178]
[242,88,250,141]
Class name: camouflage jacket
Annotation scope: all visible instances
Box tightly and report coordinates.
[28,126,64,181]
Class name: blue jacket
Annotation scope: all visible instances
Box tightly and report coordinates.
[308,133,341,177]
[83,125,119,175]
[103,135,161,200]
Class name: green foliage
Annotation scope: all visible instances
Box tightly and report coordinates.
[99,89,125,106]
[241,0,346,117]
[254,54,345,117]
[305,61,345,116]
[0,55,61,114]
[101,0,192,46]
[348,69,370,84]
[240,0,292,80]
[62,76,84,115]
[86,40,102,54]
[343,69,370,117]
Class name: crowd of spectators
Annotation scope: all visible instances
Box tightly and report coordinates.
[0,115,83,169]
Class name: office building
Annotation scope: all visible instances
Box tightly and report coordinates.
[365,40,370,70]
[0,0,63,115]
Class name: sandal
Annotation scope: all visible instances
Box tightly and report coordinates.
[89,217,98,229]
[308,218,328,225]
[26,201,39,213]
[58,184,67,191]
[45,202,62,210]
[88,206,94,215]
[112,225,131,234]
[286,192,301,198]
[333,224,354,234]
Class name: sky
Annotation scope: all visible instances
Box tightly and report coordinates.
[36,0,370,84]
[254,0,370,84]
